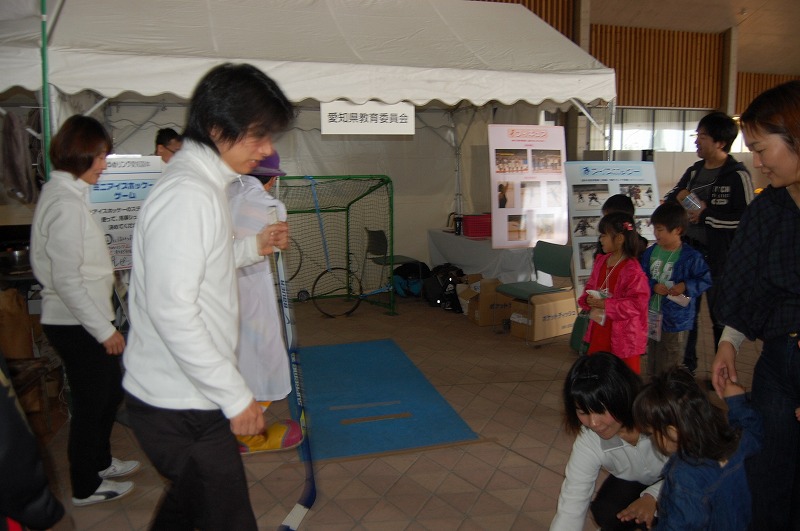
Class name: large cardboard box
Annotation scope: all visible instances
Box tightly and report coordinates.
[464,273,483,287]
[456,283,471,316]
[465,278,514,326]
[510,290,578,342]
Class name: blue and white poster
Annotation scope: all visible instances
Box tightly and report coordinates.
[565,161,659,296]
[87,155,162,270]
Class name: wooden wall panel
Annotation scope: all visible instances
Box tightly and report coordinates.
[736,73,800,115]
[479,0,573,40]
[591,25,724,109]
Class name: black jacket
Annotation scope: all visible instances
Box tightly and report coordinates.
[664,155,754,276]
[716,186,800,341]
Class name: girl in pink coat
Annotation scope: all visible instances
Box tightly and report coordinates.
[578,212,650,374]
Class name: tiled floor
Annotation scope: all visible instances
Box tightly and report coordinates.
[38,295,759,530]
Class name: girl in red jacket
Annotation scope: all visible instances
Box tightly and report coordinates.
[578,212,650,374]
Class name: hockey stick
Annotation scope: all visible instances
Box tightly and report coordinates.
[276,246,317,530]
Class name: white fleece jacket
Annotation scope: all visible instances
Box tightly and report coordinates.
[30,170,116,343]
[123,140,263,418]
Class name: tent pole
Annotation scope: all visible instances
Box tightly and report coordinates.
[569,97,612,160]
[569,98,603,132]
[607,99,616,161]
[0,107,42,140]
[82,97,109,118]
[449,107,478,217]
[451,113,463,217]
[40,0,52,179]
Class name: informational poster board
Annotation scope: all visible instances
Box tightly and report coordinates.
[87,155,162,270]
[488,125,569,249]
[565,161,659,296]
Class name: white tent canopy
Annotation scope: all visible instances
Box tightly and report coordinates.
[2,0,614,106]
[1,0,615,265]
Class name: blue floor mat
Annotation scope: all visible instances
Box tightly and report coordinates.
[298,338,479,461]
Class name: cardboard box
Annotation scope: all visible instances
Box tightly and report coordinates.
[457,274,482,317]
[465,278,514,326]
[510,290,578,342]
[456,283,471,316]
[463,273,483,288]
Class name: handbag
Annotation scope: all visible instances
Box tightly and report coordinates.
[570,310,591,355]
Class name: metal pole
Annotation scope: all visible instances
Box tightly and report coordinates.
[607,99,616,161]
[40,0,52,180]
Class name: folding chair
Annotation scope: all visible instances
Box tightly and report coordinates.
[495,240,574,344]
[362,228,422,282]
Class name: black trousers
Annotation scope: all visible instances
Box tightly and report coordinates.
[43,324,123,498]
[683,281,723,371]
[125,393,257,531]
[590,474,652,531]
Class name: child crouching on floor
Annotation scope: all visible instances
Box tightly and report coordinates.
[632,367,762,530]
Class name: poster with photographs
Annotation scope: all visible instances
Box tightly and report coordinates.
[488,125,568,249]
[565,161,659,296]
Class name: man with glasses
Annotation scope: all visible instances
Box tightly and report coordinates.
[663,112,754,374]
[154,127,183,163]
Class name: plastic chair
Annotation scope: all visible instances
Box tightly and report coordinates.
[495,240,573,343]
[496,240,573,299]
[362,228,421,283]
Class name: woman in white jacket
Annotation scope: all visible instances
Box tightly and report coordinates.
[30,115,138,506]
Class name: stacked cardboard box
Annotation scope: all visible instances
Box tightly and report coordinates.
[457,274,514,326]
[509,290,578,342]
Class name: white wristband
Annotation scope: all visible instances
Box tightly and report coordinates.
[719,326,746,354]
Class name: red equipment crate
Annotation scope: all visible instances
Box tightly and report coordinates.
[463,214,491,237]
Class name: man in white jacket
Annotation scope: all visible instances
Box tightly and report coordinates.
[122,63,294,529]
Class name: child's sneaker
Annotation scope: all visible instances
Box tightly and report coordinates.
[238,419,303,454]
[99,457,140,478]
[72,479,134,506]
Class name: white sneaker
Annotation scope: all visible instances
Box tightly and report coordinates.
[72,479,134,506]
[99,457,140,479]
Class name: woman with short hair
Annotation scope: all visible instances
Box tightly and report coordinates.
[31,115,138,506]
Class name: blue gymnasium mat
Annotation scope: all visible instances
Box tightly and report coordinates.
[299,339,479,461]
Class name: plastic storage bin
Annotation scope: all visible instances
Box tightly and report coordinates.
[462,214,491,237]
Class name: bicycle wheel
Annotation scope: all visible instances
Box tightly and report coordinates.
[284,236,302,282]
[311,267,363,317]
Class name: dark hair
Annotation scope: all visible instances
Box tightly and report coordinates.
[650,200,688,235]
[563,352,643,436]
[155,127,182,149]
[254,174,278,186]
[598,212,641,258]
[633,366,739,460]
[697,111,739,153]
[184,63,295,153]
[49,115,112,177]
[740,80,800,158]
[601,194,635,216]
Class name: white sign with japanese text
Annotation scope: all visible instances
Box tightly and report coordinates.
[87,155,162,270]
[488,124,569,249]
[320,101,415,135]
